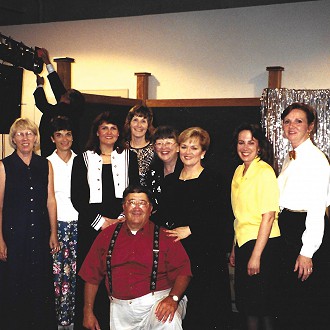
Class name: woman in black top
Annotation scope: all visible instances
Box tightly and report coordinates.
[146,126,183,211]
[123,105,155,186]
[0,118,59,330]
[154,127,232,329]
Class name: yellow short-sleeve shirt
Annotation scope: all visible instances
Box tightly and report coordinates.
[231,157,280,247]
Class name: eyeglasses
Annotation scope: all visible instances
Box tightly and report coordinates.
[15,131,35,138]
[154,141,176,149]
[125,199,149,207]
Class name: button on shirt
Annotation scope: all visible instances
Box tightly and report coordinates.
[79,221,192,300]
[278,139,330,258]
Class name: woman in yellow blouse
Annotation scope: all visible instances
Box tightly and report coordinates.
[229,123,280,330]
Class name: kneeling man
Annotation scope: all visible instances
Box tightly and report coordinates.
[79,185,192,330]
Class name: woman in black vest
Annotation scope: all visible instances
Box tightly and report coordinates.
[0,118,59,330]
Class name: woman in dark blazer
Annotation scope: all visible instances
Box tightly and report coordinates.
[154,127,232,329]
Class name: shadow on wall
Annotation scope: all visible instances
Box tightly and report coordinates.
[148,75,160,100]
[249,71,268,97]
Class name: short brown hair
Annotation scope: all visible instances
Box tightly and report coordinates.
[281,102,316,134]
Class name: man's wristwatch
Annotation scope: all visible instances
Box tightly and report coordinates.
[169,294,179,302]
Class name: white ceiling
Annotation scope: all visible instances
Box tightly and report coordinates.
[0,0,318,26]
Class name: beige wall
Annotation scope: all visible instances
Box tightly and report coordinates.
[1,0,329,156]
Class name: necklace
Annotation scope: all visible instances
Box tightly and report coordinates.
[129,140,149,149]
[101,153,111,156]
[180,168,203,181]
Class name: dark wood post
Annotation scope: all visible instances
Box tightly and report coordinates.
[54,57,75,90]
[266,66,284,89]
[135,72,151,101]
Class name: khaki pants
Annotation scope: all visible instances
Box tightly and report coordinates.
[110,289,187,330]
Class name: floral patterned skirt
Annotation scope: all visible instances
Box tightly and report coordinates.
[53,220,78,326]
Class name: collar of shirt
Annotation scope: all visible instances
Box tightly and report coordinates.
[123,220,151,236]
[294,138,312,156]
[240,156,261,179]
[48,149,76,165]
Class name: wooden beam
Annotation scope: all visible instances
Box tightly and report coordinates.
[146,98,260,108]
[135,72,151,101]
[266,66,284,89]
[54,57,75,90]
[82,93,141,107]
[82,95,260,108]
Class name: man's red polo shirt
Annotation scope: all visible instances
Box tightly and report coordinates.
[79,221,192,300]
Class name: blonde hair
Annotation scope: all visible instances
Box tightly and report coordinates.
[178,127,210,151]
[9,118,40,149]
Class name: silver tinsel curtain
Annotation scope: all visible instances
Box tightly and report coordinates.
[260,88,330,173]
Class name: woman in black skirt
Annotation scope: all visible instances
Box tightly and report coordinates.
[277,103,330,329]
[230,123,280,330]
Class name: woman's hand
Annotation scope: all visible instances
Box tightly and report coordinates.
[247,255,261,276]
[101,217,120,230]
[0,239,7,261]
[165,226,191,242]
[246,211,275,276]
[229,246,235,267]
[49,232,60,255]
[295,254,313,281]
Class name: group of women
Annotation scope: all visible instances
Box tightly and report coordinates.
[0,102,329,330]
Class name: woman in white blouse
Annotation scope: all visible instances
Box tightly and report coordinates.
[47,116,78,330]
[277,103,330,330]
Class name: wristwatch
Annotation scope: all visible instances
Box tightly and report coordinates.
[169,294,179,302]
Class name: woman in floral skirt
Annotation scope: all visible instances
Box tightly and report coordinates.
[48,116,78,329]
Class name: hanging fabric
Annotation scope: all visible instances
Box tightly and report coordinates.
[260,88,330,173]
